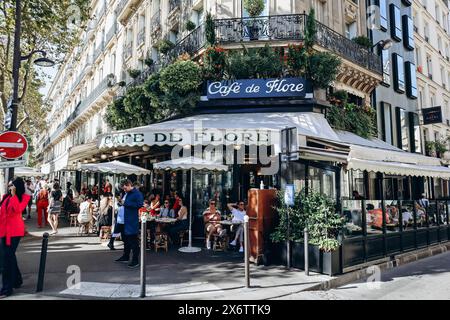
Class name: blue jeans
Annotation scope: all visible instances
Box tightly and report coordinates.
[169,220,189,242]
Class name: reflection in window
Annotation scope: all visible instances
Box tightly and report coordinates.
[437,202,447,225]
[291,162,306,194]
[347,170,365,199]
[385,200,400,233]
[342,200,363,237]
[401,201,415,230]
[308,166,336,199]
[414,201,427,228]
[427,201,439,227]
[366,200,384,234]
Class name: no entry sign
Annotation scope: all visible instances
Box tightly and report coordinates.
[0,131,28,159]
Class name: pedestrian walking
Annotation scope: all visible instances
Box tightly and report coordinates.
[36,185,49,228]
[47,182,63,235]
[0,177,32,298]
[24,179,35,220]
[115,180,143,268]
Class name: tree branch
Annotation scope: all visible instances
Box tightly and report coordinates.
[16,116,28,130]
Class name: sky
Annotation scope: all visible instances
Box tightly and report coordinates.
[38,65,58,98]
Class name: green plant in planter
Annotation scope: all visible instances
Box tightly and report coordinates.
[226,44,283,79]
[185,20,196,32]
[352,36,372,49]
[160,60,203,95]
[203,46,227,80]
[127,69,141,79]
[428,139,448,157]
[270,190,304,243]
[144,57,154,67]
[286,43,308,77]
[205,12,216,46]
[304,8,317,52]
[243,0,265,17]
[308,51,341,89]
[117,80,126,87]
[328,90,348,106]
[299,190,344,252]
[157,39,175,55]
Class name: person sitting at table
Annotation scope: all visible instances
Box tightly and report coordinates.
[227,201,246,253]
[172,193,181,216]
[168,198,189,243]
[77,196,94,234]
[160,200,175,218]
[149,194,161,217]
[203,200,224,250]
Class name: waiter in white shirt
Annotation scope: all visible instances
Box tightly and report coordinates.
[227,201,246,253]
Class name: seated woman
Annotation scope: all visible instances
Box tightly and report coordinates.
[77,196,94,234]
[149,194,161,217]
[203,199,224,250]
[169,198,189,243]
[159,200,175,218]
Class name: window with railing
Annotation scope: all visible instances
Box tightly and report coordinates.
[151,9,161,30]
[169,0,180,13]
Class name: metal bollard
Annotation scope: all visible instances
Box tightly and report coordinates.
[140,217,147,298]
[286,209,290,269]
[36,232,49,292]
[244,215,250,288]
[304,228,309,276]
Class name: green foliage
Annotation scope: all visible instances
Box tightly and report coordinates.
[352,36,372,49]
[128,69,141,79]
[185,20,196,31]
[157,39,175,55]
[328,90,348,106]
[271,189,344,252]
[160,60,203,95]
[117,81,126,87]
[226,45,283,79]
[327,103,377,138]
[144,58,154,67]
[426,140,448,157]
[243,0,266,17]
[205,12,216,46]
[203,46,227,80]
[286,44,308,77]
[305,8,317,51]
[308,52,341,89]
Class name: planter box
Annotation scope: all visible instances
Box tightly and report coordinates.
[265,241,289,266]
[292,242,342,276]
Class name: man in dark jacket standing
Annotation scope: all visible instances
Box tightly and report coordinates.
[115,180,143,268]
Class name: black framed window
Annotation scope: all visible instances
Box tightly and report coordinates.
[379,0,388,31]
[402,15,414,50]
[408,112,422,153]
[405,61,417,99]
[381,49,391,85]
[396,107,410,151]
[393,53,405,93]
[390,4,402,41]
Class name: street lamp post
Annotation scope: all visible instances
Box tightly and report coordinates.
[7,0,54,183]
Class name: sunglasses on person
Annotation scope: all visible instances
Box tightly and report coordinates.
[239,203,245,206]
[164,201,169,205]
[210,202,216,206]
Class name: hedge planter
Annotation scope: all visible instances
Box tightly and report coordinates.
[291,242,342,276]
[265,241,290,266]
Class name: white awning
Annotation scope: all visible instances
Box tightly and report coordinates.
[79,160,151,175]
[98,112,339,151]
[15,167,41,177]
[153,157,228,171]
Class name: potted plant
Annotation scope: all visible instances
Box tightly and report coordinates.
[351,36,372,50]
[117,80,126,87]
[128,69,141,79]
[185,20,196,32]
[243,0,265,40]
[426,141,437,157]
[158,39,175,55]
[293,190,344,275]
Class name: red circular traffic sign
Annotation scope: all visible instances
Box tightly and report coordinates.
[0,131,28,159]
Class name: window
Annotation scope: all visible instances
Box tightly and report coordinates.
[405,61,417,99]
[424,22,430,41]
[396,107,410,151]
[381,49,390,85]
[392,53,405,93]
[390,4,402,41]
[345,22,357,39]
[379,0,388,31]
[402,15,414,50]
[426,55,432,78]
[441,65,446,88]
[438,36,443,54]
[409,112,422,153]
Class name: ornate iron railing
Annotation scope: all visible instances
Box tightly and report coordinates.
[114,0,127,16]
[162,24,205,64]
[137,28,146,47]
[169,0,181,13]
[151,10,161,31]
[105,23,117,45]
[123,42,133,61]
[214,14,382,74]
[94,41,104,61]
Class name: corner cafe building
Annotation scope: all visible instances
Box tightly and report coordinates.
[95,77,450,270]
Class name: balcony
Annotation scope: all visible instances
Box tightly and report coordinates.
[169,0,181,13]
[116,0,143,25]
[86,18,97,39]
[214,14,382,75]
[137,28,146,48]
[96,3,106,20]
[151,10,162,41]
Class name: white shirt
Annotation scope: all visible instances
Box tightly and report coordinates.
[231,208,245,222]
[117,193,127,224]
[25,183,35,196]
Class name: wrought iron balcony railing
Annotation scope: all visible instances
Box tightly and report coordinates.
[115,0,127,16]
[214,14,382,74]
[123,42,133,61]
[169,0,181,13]
[161,24,205,65]
[151,10,161,30]
[94,41,105,61]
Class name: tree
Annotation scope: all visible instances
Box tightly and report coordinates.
[0,0,90,140]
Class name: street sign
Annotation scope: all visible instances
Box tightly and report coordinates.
[0,159,26,168]
[284,184,295,207]
[422,106,443,125]
[0,131,28,159]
